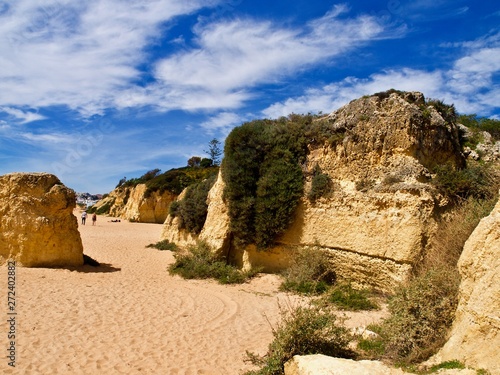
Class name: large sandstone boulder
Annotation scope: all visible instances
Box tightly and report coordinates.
[431,193,500,373]
[0,173,84,267]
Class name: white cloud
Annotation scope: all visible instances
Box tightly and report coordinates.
[263,32,500,118]
[148,6,398,111]
[0,107,46,123]
[199,112,245,136]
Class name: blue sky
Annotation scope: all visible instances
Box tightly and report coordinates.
[0,0,499,194]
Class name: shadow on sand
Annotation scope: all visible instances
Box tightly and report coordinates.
[68,263,121,273]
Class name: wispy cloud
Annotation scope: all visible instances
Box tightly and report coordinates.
[146,5,399,111]
[263,32,500,118]
[0,107,46,123]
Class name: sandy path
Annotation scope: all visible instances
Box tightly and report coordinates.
[0,213,387,374]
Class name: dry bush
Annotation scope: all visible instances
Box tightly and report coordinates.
[280,247,335,295]
[245,303,353,375]
[380,267,460,364]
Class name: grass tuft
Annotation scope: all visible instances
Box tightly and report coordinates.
[168,241,260,284]
[146,240,178,251]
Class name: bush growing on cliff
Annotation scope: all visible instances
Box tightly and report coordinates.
[432,161,495,200]
[458,114,500,142]
[170,174,217,235]
[245,303,353,375]
[307,165,331,203]
[223,118,308,248]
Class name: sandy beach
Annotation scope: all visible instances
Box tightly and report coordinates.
[1,213,386,374]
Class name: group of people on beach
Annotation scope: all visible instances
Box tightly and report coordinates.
[81,211,97,226]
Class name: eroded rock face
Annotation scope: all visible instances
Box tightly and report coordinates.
[0,173,83,267]
[92,184,175,223]
[432,194,500,374]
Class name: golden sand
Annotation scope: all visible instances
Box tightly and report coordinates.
[0,212,386,374]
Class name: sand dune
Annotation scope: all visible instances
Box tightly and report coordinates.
[1,212,386,374]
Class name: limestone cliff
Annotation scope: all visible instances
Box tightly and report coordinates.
[431,193,500,374]
[0,173,84,267]
[92,184,176,223]
[161,91,466,292]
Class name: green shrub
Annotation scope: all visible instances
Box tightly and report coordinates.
[223,118,308,248]
[280,247,335,295]
[324,283,379,311]
[168,241,259,284]
[245,303,353,375]
[426,99,457,124]
[432,161,495,200]
[173,174,217,235]
[119,166,218,196]
[379,268,460,364]
[428,360,465,372]
[169,200,180,217]
[308,165,331,203]
[458,114,500,142]
[254,149,304,247]
[146,240,178,251]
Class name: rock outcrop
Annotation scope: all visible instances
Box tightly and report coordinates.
[161,91,466,292]
[0,173,84,267]
[284,355,477,375]
[92,184,176,223]
[284,355,407,375]
[431,193,500,374]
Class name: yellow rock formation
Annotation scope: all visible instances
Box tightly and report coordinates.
[432,193,500,373]
[0,173,83,267]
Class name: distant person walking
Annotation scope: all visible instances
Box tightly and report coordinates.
[92,213,97,226]
[81,211,87,225]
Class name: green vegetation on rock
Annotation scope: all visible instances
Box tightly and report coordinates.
[169,174,217,235]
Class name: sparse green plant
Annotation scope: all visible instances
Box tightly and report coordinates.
[355,178,374,192]
[280,247,335,295]
[431,161,495,200]
[245,303,353,375]
[168,241,259,284]
[146,240,178,251]
[324,283,379,311]
[428,360,465,372]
